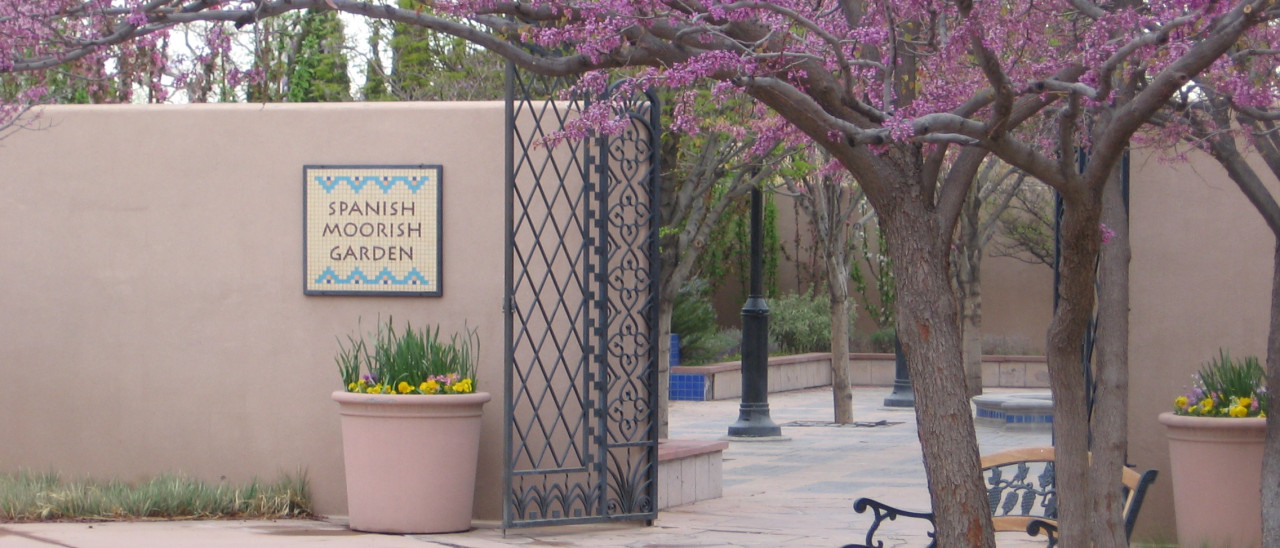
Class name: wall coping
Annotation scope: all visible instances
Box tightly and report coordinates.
[658,439,730,461]
[671,352,1046,374]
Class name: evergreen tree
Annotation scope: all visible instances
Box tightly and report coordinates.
[361,24,391,101]
[286,10,351,102]
[382,1,503,101]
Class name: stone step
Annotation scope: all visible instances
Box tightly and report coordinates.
[656,439,729,510]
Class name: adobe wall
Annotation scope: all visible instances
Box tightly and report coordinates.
[1127,146,1276,541]
[0,102,508,519]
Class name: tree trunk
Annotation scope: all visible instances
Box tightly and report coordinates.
[958,183,985,397]
[791,163,860,424]
[1263,242,1280,546]
[1089,165,1129,547]
[881,207,995,548]
[828,258,854,424]
[961,299,983,397]
[1043,189,1102,548]
[656,298,673,439]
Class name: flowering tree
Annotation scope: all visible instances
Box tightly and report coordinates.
[776,149,873,423]
[3,1,1277,545]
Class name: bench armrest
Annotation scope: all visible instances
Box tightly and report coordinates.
[1026,518,1058,548]
[843,497,936,548]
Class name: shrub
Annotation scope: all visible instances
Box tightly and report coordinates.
[769,290,854,354]
[671,278,719,362]
[866,327,897,353]
[682,327,743,365]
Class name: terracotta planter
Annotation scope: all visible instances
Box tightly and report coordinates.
[1158,412,1264,548]
[333,390,491,534]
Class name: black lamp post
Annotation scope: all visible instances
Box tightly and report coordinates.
[727,187,783,438]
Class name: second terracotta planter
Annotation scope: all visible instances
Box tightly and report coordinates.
[1159,412,1264,548]
[333,390,491,534]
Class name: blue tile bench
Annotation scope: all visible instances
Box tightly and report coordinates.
[843,446,1157,548]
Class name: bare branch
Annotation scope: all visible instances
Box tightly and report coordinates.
[937,147,991,239]
[740,76,885,143]
[1068,0,1108,20]
[911,113,987,140]
[1234,103,1280,122]
[1024,79,1099,101]
[918,133,980,146]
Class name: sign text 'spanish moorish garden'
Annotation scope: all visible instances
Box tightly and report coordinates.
[304,165,442,296]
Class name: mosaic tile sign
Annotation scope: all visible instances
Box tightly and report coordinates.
[304,165,442,296]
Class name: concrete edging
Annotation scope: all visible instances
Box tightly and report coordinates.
[670,353,1048,401]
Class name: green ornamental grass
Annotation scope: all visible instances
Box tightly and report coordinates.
[0,470,311,521]
[338,317,478,395]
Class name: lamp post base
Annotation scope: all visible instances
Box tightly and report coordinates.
[883,335,914,407]
[726,403,783,438]
[883,381,915,407]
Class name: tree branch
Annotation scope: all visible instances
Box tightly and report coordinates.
[937,146,991,240]
[1088,0,1268,187]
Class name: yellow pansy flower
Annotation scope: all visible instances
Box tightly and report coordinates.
[1200,398,1214,412]
[420,380,440,394]
[1230,405,1248,417]
[397,381,413,394]
[452,378,474,394]
[1175,396,1188,409]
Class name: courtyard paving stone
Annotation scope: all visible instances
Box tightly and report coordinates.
[0,386,1051,547]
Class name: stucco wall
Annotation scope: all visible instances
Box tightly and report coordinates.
[1127,146,1276,541]
[0,102,507,519]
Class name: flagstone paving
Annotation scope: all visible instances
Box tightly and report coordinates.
[0,386,1051,547]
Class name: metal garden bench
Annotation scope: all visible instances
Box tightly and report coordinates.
[843,446,1157,547]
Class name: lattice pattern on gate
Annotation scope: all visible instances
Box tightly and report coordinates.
[503,65,660,529]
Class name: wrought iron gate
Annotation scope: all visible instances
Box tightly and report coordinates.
[502,64,661,528]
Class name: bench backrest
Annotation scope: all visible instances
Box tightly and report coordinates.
[979,446,1157,539]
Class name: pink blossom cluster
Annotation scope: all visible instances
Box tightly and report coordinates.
[0,0,1276,161]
